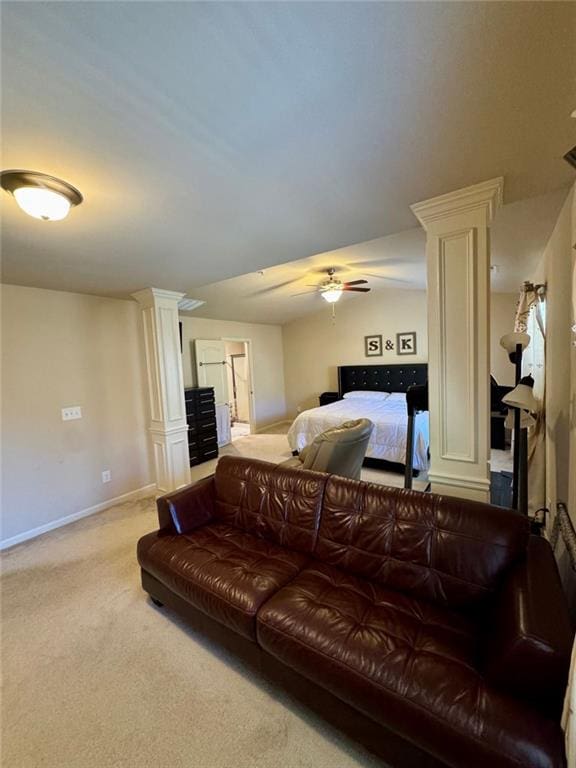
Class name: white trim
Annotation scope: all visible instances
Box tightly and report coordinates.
[428,472,491,492]
[411,177,503,227]
[131,287,186,308]
[0,483,156,551]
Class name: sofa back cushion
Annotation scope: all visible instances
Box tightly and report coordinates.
[213,456,327,555]
[316,476,530,608]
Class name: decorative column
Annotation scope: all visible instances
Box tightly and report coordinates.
[132,288,190,493]
[411,178,503,502]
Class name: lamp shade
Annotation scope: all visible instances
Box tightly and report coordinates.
[500,332,530,355]
[13,187,71,221]
[321,286,343,303]
[505,409,536,430]
[1,170,83,221]
[502,375,539,413]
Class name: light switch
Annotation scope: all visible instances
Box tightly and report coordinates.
[61,406,82,421]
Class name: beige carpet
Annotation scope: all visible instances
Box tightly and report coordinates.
[1,431,400,768]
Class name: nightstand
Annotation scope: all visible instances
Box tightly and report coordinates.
[319,391,339,407]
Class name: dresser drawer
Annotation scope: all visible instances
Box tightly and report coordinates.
[186,401,216,418]
[189,451,201,466]
[198,417,217,433]
[198,433,218,449]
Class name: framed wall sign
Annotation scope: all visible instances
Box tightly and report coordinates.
[364,335,383,357]
[396,332,417,355]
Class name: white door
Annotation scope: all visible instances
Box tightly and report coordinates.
[194,339,229,405]
[194,339,231,446]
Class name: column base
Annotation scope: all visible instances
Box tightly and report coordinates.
[149,426,190,493]
[429,472,491,503]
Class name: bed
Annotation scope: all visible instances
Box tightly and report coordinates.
[287,364,429,471]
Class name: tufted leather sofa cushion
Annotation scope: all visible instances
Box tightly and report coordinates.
[257,561,565,768]
[213,457,327,555]
[137,524,308,640]
[315,475,530,608]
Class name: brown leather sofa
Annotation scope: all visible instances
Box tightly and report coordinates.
[137,456,572,768]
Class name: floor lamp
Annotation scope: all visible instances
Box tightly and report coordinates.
[502,376,538,515]
[499,333,531,512]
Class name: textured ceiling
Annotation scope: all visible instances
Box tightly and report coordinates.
[184,188,569,325]
[1,2,575,305]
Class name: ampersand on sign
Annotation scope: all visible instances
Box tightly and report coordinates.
[384,339,394,351]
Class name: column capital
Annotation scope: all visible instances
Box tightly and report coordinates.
[411,177,504,230]
[131,287,186,308]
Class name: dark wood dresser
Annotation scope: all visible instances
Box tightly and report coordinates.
[184,387,218,466]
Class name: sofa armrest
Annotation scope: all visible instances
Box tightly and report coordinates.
[156,475,215,535]
[484,534,573,715]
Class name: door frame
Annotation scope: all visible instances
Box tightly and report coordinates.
[222,337,256,433]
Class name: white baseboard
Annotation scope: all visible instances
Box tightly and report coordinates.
[0,483,157,551]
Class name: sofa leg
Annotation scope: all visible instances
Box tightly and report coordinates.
[150,597,164,608]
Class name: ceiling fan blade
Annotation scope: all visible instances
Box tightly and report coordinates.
[291,289,318,297]
[343,287,371,293]
[361,272,412,284]
[250,277,302,296]
[343,279,368,287]
[352,258,420,268]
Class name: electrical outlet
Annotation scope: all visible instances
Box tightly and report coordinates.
[62,406,82,421]
[101,470,111,484]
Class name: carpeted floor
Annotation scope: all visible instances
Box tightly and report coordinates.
[1,430,398,768]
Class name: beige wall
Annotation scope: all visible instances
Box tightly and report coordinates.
[180,316,286,430]
[532,184,576,526]
[282,287,517,416]
[282,289,428,415]
[1,285,152,545]
[491,292,520,386]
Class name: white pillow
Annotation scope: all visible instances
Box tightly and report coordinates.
[343,390,390,401]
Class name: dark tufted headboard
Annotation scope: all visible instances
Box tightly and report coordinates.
[338,364,428,397]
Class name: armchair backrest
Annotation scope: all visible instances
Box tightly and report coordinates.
[301,418,373,480]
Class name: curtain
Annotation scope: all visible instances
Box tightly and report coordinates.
[514,282,546,517]
[514,282,538,332]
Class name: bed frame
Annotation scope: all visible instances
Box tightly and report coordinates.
[337,363,428,474]
[338,363,428,398]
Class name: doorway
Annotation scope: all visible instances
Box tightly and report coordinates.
[223,339,253,441]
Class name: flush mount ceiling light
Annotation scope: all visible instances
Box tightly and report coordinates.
[1,170,83,221]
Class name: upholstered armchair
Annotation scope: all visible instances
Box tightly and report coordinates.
[280,419,373,480]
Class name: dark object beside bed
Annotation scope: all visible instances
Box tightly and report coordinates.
[319,391,340,406]
[137,456,572,768]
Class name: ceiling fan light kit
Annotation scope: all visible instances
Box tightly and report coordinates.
[1,170,83,221]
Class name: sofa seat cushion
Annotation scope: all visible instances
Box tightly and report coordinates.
[137,524,308,640]
[257,562,565,768]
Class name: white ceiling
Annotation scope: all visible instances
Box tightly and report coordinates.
[184,187,569,325]
[1,2,575,305]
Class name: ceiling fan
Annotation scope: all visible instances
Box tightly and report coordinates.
[302,267,372,304]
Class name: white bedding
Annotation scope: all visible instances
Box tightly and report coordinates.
[287,393,429,470]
